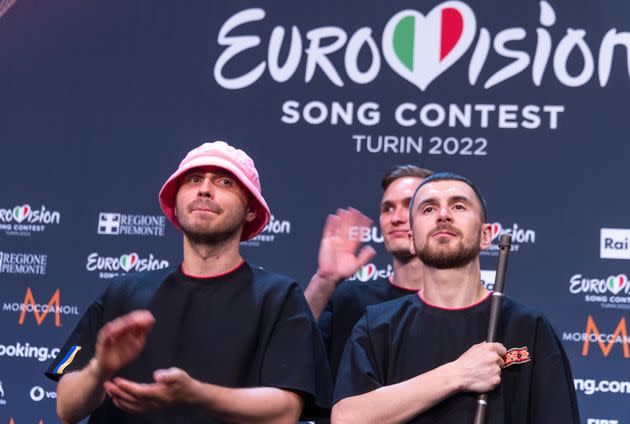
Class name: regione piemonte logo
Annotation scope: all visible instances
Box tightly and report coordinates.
[601,228,630,260]
[0,251,47,275]
[97,212,166,236]
[382,2,476,90]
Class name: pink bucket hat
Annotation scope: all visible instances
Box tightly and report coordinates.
[158,141,270,241]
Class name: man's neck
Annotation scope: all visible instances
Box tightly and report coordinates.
[391,255,423,290]
[181,236,243,277]
[420,258,488,309]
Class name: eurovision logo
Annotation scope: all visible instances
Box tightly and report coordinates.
[382,3,476,91]
[242,215,292,247]
[569,273,630,309]
[481,221,536,256]
[349,263,393,282]
[0,204,61,236]
[86,252,170,279]
[214,1,628,91]
[97,212,166,237]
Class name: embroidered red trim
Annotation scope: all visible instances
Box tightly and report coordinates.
[504,346,531,368]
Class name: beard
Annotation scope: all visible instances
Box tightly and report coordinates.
[181,222,242,245]
[177,201,245,246]
[416,226,481,269]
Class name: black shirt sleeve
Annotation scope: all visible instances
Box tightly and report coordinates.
[260,283,333,417]
[317,298,333,353]
[44,292,105,381]
[332,313,383,404]
[529,316,581,423]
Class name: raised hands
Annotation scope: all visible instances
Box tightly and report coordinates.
[92,310,155,381]
[316,207,377,284]
[104,368,196,413]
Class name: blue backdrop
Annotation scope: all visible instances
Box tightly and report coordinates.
[1,0,629,422]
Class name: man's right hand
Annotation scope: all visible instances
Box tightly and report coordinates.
[450,342,506,393]
[316,207,377,285]
[92,310,155,382]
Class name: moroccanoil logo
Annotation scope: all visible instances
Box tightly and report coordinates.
[581,315,629,358]
[1,288,79,327]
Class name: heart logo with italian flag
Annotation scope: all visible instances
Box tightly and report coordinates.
[607,274,627,295]
[491,222,502,241]
[355,263,376,282]
[12,204,31,223]
[119,253,139,272]
[382,1,476,90]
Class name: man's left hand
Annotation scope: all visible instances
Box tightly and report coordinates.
[104,368,198,413]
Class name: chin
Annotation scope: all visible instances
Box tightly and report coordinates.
[388,247,414,259]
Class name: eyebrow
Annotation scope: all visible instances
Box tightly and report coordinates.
[183,167,235,178]
[416,195,474,210]
[381,196,412,206]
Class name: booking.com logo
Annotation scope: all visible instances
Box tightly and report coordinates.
[0,342,59,362]
[574,377,630,396]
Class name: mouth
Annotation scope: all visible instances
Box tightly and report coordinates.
[191,208,218,214]
[388,229,409,237]
[430,227,460,238]
[189,201,221,214]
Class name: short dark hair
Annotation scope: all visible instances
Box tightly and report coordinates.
[409,172,488,224]
[381,164,434,191]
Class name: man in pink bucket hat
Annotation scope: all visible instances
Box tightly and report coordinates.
[46,141,332,423]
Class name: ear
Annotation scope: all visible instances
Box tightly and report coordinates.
[479,223,492,250]
[245,204,257,223]
[408,230,416,255]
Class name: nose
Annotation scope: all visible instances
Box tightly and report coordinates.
[391,205,407,225]
[197,177,214,198]
[437,206,452,222]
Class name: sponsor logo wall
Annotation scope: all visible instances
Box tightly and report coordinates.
[1,0,629,421]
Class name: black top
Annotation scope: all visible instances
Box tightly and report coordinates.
[334,292,580,424]
[46,262,332,423]
[318,277,418,381]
